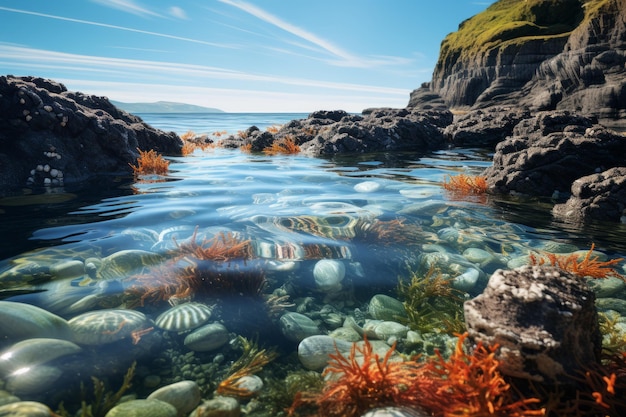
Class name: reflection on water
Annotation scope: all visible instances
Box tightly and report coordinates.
[0,147,624,414]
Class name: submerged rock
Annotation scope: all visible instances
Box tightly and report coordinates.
[464,265,601,382]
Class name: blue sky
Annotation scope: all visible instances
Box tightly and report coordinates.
[0,1,493,112]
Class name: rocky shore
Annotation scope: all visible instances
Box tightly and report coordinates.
[0,75,182,192]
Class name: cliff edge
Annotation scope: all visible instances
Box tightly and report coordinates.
[414,0,626,127]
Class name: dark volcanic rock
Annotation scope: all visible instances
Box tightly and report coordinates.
[219,108,453,156]
[406,83,449,111]
[552,166,626,223]
[444,106,532,148]
[0,76,182,193]
[464,265,601,382]
[482,111,626,196]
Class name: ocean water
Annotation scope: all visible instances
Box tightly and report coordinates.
[0,112,624,414]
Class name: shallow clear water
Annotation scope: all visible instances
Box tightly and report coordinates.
[0,113,625,413]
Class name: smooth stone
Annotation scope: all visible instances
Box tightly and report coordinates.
[534,241,580,254]
[368,294,407,321]
[143,375,161,389]
[507,255,530,269]
[279,312,321,343]
[155,302,214,332]
[354,181,382,193]
[104,399,177,417]
[0,338,82,374]
[0,401,55,416]
[5,364,63,395]
[313,259,345,293]
[297,335,353,371]
[452,268,480,292]
[372,321,409,341]
[189,397,240,417]
[588,276,626,298]
[147,380,201,417]
[0,301,72,342]
[99,250,163,280]
[596,298,626,315]
[49,260,85,279]
[183,323,229,352]
[328,326,361,342]
[462,248,495,267]
[233,375,263,394]
[69,309,151,345]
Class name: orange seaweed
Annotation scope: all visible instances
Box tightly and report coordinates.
[443,174,488,195]
[173,227,253,262]
[129,148,170,176]
[289,334,543,417]
[529,243,625,281]
[263,135,300,155]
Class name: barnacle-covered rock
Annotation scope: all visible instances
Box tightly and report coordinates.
[464,265,601,382]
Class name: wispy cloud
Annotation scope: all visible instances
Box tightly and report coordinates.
[0,44,408,96]
[217,0,409,69]
[168,6,187,20]
[90,0,161,18]
[0,7,232,48]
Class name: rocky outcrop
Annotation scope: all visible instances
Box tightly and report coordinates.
[0,76,182,193]
[552,166,626,223]
[421,0,626,128]
[443,106,532,147]
[482,111,626,196]
[219,108,453,156]
[464,265,601,382]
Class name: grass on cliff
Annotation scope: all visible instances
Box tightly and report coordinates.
[437,0,613,66]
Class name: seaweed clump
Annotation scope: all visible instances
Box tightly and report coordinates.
[397,266,466,334]
[217,336,278,398]
[57,361,136,417]
[529,243,625,281]
[289,334,544,417]
[129,148,170,176]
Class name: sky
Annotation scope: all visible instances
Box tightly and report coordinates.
[0,1,494,113]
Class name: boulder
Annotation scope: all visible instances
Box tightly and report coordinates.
[443,106,532,148]
[552,166,626,223]
[0,76,182,193]
[464,265,601,382]
[482,111,626,196]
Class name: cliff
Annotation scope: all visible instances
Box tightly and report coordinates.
[415,0,626,127]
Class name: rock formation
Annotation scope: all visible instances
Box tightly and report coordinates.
[219,108,453,156]
[552,166,626,222]
[464,265,602,382]
[482,111,626,196]
[415,0,626,128]
[0,76,182,193]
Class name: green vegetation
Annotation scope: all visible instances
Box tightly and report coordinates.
[436,0,612,68]
[396,266,466,334]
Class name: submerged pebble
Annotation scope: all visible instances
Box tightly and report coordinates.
[147,380,201,417]
[0,301,72,342]
[69,309,151,345]
[298,335,352,371]
[183,323,229,352]
[104,399,177,417]
[279,312,321,342]
[313,259,345,293]
[155,302,214,332]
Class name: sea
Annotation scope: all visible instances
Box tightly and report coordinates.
[0,112,624,414]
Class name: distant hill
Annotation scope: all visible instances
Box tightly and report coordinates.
[111,100,224,113]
